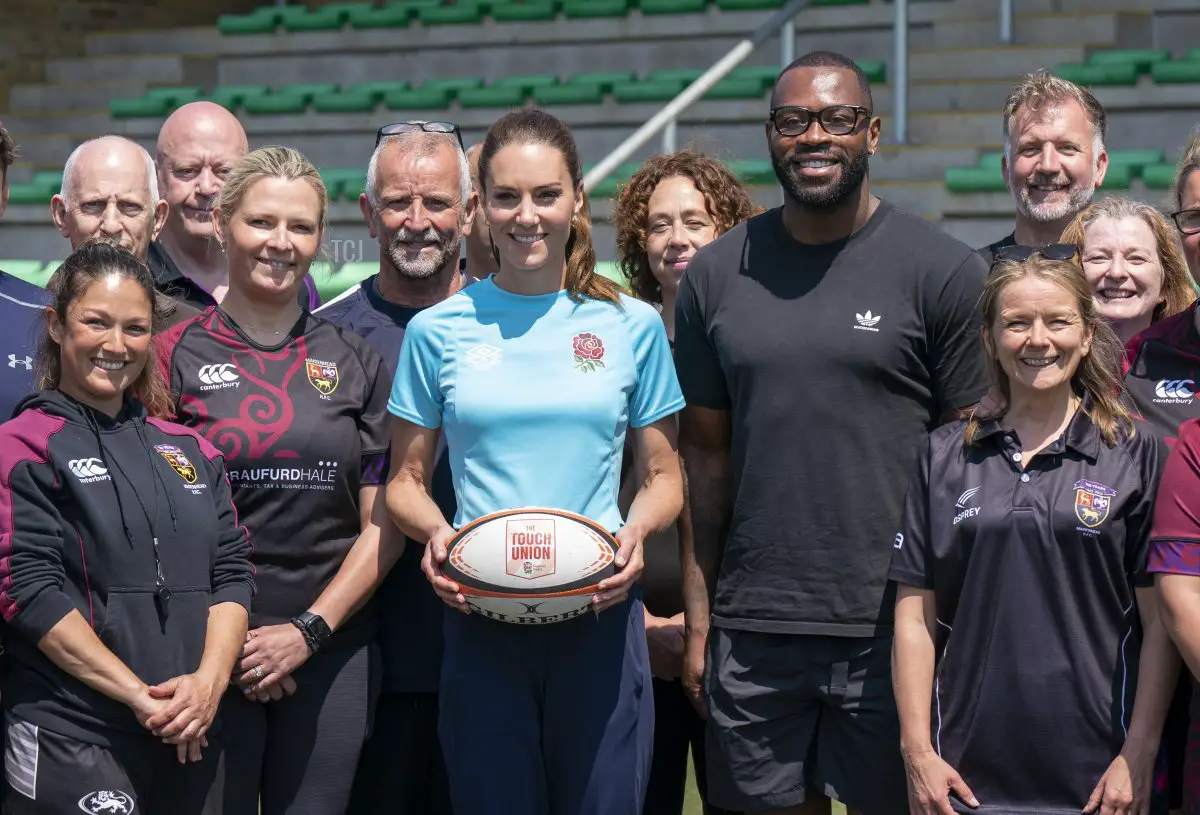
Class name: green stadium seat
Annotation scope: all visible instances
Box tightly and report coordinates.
[563,0,629,18]
[243,91,311,115]
[347,80,410,102]
[1099,164,1133,190]
[1143,163,1177,190]
[312,88,377,113]
[346,4,414,28]
[144,86,202,103]
[812,0,869,5]
[4,182,51,205]
[567,71,635,92]
[0,261,46,282]
[288,83,341,101]
[944,166,1007,193]
[321,169,368,202]
[110,96,170,118]
[977,152,1003,171]
[705,77,767,99]
[612,79,683,103]
[457,85,527,108]
[422,77,484,95]
[588,164,641,199]
[204,85,270,111]
[318,261,377,303]
[493,75,559,94]
[640,0,707,13]
[1087,49,1171,74]
[419,2,487,25]
[384,87,453,110]
[858,60,887,84]
[1152,60,1200,84]
[729,64,782,90]
[280,5,350,32]
[534,83,604,105]
[31,171,63,188]
[727,158,776,185]
[491,0,559,22]
[715,0,785,8]
[1053,62,1138,86]
[648,68,705,86]
[1107,149,1165,175]
[217,7,280,36]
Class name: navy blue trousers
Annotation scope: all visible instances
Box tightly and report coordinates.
[438,595,653,815]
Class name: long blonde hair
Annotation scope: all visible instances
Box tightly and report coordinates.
[965,254,1132,446]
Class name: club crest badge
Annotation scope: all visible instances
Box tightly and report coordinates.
[154,444,197,484]
[305,358,339,396]
[1074,479,1116,528]
[78,790,134,814]
[506,519,556,580]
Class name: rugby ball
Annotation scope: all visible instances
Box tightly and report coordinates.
[444,507,619,625]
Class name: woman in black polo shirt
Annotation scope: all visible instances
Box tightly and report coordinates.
[891,251,1175,815]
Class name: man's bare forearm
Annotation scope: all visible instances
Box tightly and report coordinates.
[680,451,730,637]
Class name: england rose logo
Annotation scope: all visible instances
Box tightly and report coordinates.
[572,332,606,372]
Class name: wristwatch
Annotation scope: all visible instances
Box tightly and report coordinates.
[290,611,332,655]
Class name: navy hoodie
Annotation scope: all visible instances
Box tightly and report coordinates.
[0,389,254,745]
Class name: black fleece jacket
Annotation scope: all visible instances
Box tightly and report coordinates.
[0,389,253,745]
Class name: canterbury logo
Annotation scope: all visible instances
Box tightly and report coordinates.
[68,458,108,479]
[1155,379,1195,399]
[198,364,239,385]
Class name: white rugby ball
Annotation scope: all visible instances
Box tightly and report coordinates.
[444,507,619,625]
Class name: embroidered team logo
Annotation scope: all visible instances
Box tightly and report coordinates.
[78,790,134,814]
[305,358,339,397]
[506,519,556,580]
[1074,479,1116,528]
[154,444,197,484]
[572,332,605,372]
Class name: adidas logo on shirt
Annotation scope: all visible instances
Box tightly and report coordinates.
[853,310,882,332]
[68,458,111,484]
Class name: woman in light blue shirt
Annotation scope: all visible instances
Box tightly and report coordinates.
[385,109,685,815]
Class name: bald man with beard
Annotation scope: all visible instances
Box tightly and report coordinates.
[152,102,321,311]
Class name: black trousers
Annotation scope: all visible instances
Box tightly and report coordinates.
[349,691,453,814]
[646,678,740,815]
[3,714,223,814]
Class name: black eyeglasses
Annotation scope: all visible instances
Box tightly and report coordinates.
[375,121,465,151]
[991,243,1080,267]
[1171,209,1200,235]
[768,105,872,137]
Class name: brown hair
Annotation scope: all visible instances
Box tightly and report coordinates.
[0,121,14,178]
[477,108,620,305]
[1002,70,1106,160]
[1174,128,1200,212]
[215,145,329,236]
[965,254,1132,446]
[612,151,759,304]
[37,241,174,418]
[1060,197,1196,321]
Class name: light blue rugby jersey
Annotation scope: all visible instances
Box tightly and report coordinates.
[388,276,685,531]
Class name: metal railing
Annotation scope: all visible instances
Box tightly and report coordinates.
[582,0,914,193]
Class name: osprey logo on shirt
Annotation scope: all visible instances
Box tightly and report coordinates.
[1074,479,1116,529]
[507,519,556,579]
[68,458,110,484]
[78,790,134,814]
[854,311,882,332]
[1154,379,1195,404]
[572,332,606,372]
[305,358,339,399]
[953,487,982,525]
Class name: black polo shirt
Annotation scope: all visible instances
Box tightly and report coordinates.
[1124,302,1200,444]
[890,410,1165,813]
[975,231,1017,267]
[148,241,321,313]
[674,201,990,636]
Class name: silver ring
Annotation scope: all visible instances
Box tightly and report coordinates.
[253,665,264,680]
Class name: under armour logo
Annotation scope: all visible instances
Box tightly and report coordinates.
[8,354,31,370]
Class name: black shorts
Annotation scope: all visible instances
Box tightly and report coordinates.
[704,630,907,815]
[3,714,223,814]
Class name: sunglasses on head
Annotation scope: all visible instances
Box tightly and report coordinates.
[375,121,465,151]
[991,243,1080,266]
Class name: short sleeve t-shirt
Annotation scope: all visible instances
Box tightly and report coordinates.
[316,275,458,692]
[389,277,684,531]
[674,202,990,635]
[0,271,49,420]
[159,308,391,645]
[890,413,1164,813]
[1124,303,1200,445]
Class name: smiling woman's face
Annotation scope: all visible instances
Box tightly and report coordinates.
[644,175,717,296]
[1080,215,1163,336]
[484,141,580,275]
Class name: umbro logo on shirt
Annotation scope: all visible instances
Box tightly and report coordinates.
[68,458,111,484]
[465,344,502,371]
[853,311,882,332]
[198,363,240,391]
[953,487,981,525]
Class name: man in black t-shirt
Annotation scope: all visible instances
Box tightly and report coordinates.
[977,72,1108,265]
[318,120,475,815]
[674,51,990,815]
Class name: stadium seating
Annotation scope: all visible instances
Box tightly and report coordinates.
[943,149,1167,194]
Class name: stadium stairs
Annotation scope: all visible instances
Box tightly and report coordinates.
[3,0,1200,295]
